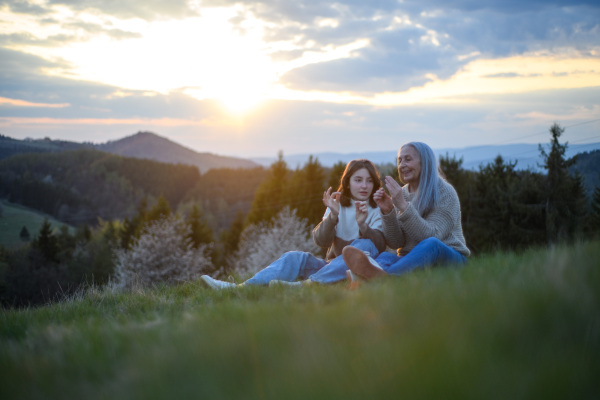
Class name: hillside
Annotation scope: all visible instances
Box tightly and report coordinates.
[571,149,600,196]
[0,134,90,160]
[0,132,259,173]
[1,239,598,399]
[0,149,202,225]
[0,200,73,249]
[97,131,259,173]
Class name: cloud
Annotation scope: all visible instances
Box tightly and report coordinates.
[45,0,198,20]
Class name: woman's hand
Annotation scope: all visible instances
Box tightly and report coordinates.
[355,200,368,232]
[384,176,408,212]
[323,187,341,217]
[373,187,393,214]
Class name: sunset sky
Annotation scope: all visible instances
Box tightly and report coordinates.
[0,0,599,158]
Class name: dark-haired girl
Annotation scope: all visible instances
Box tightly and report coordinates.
[201,159,386,289]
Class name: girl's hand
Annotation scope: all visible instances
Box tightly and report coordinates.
[323,187,341,217]
[373,187,393,214]
[384,176,408,212]
[355,201,369,233]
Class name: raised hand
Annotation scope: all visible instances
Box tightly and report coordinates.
[322,187,341,216]
[384,176,408,212]
[355,200,368,229]
[373,187,393,214]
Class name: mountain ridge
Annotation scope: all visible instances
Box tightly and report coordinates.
[250,142,600,171]
[0,132,259,173]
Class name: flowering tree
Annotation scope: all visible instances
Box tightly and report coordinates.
[114,216,212,290]
[229,207,320,277]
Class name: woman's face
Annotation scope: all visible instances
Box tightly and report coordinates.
[398,145,421,187]
[349,167,374,201]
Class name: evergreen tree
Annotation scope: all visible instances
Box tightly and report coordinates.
[288,155,327,226]
[33,219,59,263]
[539,123,586,243]
[245,151,290,226]
[19,226,30,242]
[187,204,214,247]
[146,195,172,222]
[327,161,347,190]
[590,186,600,235]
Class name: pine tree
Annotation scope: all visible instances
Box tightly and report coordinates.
[19,226,30,242]
[327,161,346,190]
[187,204,214,247]
[146,195,171,222]
[288,155,326,226]
[590,186,600,235]
[245,151,290,226]
[539,123,586,243]
[33,218,59,263]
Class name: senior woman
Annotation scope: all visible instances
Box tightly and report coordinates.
[342,141,470,280]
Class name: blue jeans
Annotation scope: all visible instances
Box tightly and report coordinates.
[374,237,467,276]
[243,239,380,285]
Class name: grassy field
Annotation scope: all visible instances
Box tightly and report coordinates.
[1,239,598,400]
[0,200,73,249]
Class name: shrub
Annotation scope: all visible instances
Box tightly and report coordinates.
[113,216,212,290]
[229,207,319,278]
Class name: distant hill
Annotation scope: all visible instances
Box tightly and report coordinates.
[571,149,600,196]
[0,134,90,159]
[250,143,600,171]
[96,132,259,173]
[0,132,259,173]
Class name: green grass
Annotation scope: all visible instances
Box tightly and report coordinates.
[1,240,599,400]
[0,200,73,249]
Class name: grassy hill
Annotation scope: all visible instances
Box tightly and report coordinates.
[1,239,598,399]
[0,200,73,249]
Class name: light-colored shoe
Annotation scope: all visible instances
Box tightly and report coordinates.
[342,246,387,281]
[200,275,237,290]
[346,270,361,290]
[268,279,311,287]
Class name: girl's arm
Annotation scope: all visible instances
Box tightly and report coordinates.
[312,210,337,249]
[356,201,386,253]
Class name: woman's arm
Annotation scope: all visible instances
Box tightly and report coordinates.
[398,184,459,243]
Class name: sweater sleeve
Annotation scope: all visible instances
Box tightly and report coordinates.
[382,208,406,249]
[312,210,337,249]
[398,186,458,243]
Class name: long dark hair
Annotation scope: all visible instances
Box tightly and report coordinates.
[337,159,381,208]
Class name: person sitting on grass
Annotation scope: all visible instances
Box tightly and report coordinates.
[201,159,386,289]
[342,142,470,280]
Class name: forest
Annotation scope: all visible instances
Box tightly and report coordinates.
[0,123,599,307]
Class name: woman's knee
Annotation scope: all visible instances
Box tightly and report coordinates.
[419,237,444,249]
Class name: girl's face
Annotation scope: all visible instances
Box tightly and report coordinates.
[398,145,421,187]
[349,168,374,201]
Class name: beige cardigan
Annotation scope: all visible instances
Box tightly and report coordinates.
[382,179,470,257]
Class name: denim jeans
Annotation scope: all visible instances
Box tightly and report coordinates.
[243,238,380,285]
[374,237,467,276]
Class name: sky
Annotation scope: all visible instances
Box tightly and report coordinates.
[0,0,599,159]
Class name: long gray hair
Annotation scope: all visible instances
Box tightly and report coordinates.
[398,142,441,216]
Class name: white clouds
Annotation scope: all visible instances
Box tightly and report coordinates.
[0,0,598,156]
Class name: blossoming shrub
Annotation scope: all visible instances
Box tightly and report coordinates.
[229,207,319,277]
[114,216,212,290]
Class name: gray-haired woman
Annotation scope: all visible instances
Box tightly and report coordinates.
[342,142,470,280]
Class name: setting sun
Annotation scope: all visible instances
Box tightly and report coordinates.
[9,7,276,115]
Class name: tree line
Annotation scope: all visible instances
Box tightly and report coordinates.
[0,123,599,307]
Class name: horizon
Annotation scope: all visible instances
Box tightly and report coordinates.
[0,1,599,157]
